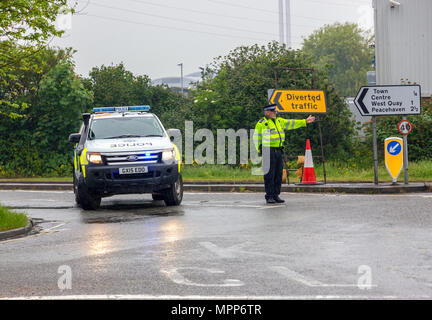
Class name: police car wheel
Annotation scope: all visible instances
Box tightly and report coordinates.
[73,175,80,206]
[152,193,165,201]
[76,176,101,210]
[163,174,183,206]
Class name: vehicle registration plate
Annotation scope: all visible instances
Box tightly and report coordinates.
[119,166,148,174]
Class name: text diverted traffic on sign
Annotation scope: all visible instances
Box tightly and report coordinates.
[268,89,327,114]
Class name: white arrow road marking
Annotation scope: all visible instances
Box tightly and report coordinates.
[199,241,252,258]
[160,267,244,287]
[269,266,377,288]
[269,266,325,287]
[200,241,286,259]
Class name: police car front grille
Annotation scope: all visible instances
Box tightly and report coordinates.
[103,152,161,165]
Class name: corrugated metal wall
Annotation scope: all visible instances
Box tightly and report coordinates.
[374,0,432,97]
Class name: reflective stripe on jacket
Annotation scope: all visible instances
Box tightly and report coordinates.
[253,117,306,150]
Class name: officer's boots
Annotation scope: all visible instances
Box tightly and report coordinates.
[274,196,285,203]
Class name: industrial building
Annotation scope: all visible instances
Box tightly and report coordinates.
[374,0,432,98]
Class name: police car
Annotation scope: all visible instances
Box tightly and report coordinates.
[69,106,183,210]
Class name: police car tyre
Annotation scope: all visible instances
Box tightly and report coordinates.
[152,193,165,201]
[73,175,81,206]
[163,174,183,206]
[76,175,101,210]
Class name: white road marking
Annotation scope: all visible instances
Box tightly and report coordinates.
[0,190,73,193]
[184,203,263,208]
[160,267,244,287]
[0,294,407,300]
[200,242,251,259]
[270,266,325,287]
[0,222,67,244]
[200,241,286,259]
[270,266,378,288]
[258,205,286,210]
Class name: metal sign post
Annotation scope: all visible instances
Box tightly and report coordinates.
[354,84,421,185]
[403,118,409,184]
[271,67,327,184]
[398,118,413,185]
[372,116,379,185]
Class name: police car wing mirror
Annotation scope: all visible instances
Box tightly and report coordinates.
[69,133,81,143]
[82,113,91,126]
[167,129,181,141]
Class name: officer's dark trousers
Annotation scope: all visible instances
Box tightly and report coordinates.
[263,147,283,200]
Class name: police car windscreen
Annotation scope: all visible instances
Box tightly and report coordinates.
[88,117,164,140]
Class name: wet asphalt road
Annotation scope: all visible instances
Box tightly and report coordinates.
[0,190,431,299]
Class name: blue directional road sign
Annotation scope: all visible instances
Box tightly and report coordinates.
[387,140,402,156]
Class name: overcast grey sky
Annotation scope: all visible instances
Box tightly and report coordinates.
[53,0,373,80]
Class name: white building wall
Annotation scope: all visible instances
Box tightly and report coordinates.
[374,0,432,97]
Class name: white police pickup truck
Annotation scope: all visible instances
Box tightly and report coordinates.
[69,106,183,210]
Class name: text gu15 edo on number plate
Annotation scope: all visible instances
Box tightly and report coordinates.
[119,166,148,174]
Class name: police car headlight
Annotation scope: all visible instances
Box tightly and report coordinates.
[162,149,175,163]
[87,153,103,164]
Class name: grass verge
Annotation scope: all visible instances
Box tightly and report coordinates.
[0,205,29,232]
[0,161,431,183]
[181,160,432,182]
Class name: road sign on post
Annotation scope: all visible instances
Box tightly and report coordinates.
[398,119,413,135]
[384,137,404,184]
[399,118,412,184]
[354,85,421,116]
[268,89,327,114]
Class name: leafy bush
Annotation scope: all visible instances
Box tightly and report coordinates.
[363,99,432,161]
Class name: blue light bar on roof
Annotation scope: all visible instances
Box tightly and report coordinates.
[93,107,115,113]
[128,106,150,111]
[92,106,150,113]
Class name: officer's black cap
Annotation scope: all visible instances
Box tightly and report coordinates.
[264,104,277,111]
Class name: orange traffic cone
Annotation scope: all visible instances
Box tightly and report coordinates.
[301,139,318,184]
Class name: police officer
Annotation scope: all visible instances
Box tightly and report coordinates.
[253,104,315,204]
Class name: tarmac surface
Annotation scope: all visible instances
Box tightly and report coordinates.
[0,180,429,194]
[1,190,432,299]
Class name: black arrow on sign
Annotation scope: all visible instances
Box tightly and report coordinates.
[356,88,369,115]
[273,91,284,111]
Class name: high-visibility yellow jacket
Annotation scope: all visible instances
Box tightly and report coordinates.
[253,116,306,151]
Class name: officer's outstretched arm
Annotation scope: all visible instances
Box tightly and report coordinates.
[281,118,307,131]
[252,122,263,154]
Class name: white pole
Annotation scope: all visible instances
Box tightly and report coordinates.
[285,0,291,47]
[279,0,284,44]
[177,63,184,95]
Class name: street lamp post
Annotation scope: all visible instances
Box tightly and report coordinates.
[177,63,184,95]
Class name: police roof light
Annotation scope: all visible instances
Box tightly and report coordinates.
[92,106,151,113]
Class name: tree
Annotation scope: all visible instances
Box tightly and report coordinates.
[86,63,149,108]
[190,42,357,160]
[85,63,192,129]
[0,0,72,117]
[302,23,374,97]
[0,56,93,177]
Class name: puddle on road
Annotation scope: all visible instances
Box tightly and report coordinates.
[80,200,185,224]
